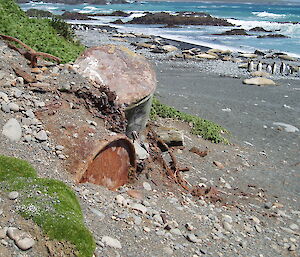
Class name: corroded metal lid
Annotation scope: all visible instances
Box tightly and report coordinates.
[75,44,157,106]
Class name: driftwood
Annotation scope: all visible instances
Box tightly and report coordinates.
[147,126,221,201]
[0,34,61,67]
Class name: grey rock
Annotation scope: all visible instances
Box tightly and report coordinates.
[23,135,32,142]
[143,182,152,191]
[134,142,149,160]
[59,84,71,91]
[289,224,299,230]
[2,118,22,141]
[25,109,35,119]
[15,237,35,251]
[8,191,19,200]
[130,203,147,214]
[35,130,48,141]
[134,216,142,225]
[0,92,9,102]
[153,214,163,224]
[1,103,10,113]
[102,236,122,249]
[7,227,21,241]
[55,145,65,151]
[186,233,201,243]
[8,103,19,112]
[90,208,105,220]
[12,88,23,98]
[0,228,6,239]
[170,228,182,236]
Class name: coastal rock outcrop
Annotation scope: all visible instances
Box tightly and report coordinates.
[127,12,233,26]
[214,29,249,36]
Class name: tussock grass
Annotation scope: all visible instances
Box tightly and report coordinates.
[0,0,84,63]
[151,97,228,143]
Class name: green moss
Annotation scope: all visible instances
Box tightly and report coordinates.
[150,97,229,143]
[0,0,84,63]
[0,155,95,257]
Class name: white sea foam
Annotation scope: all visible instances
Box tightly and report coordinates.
[252,11,286,19]
[227,18,300,37]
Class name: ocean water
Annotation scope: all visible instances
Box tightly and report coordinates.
[19,1,300,56]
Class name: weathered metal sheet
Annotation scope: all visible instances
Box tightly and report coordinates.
[74,44,157,106]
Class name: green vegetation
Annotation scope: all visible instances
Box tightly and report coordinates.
[0,0,84,63]
[151,97,228,143]
[0,155,95,257]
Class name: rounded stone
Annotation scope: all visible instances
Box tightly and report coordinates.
[101,236,122,249]
[15,237,35,251]
[8,191,19,200]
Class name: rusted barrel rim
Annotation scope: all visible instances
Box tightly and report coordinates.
[75,134,136,184]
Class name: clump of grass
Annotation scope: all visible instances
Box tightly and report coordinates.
[0,155,95,257]
[150,97,228,143]
[0,0,84,63]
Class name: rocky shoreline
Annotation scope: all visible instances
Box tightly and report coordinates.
[0,21,299,257]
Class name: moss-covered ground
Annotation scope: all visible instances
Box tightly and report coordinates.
[0,0,84,63]
[0,155,95,257]
[151,97,229,143]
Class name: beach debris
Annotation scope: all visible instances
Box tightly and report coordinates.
[243,77,276,86]
[12,65,36,83]
[189,147,208,157]
[147,127,221,201]
[0,34,61,67]
[221,107,232,112]
[273,122,299,133]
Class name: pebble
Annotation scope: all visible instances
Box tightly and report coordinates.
[255,225,262,233]
[170,228,182,236]
[143,226,151,232]
[2,118,22,141]
[115,195,125,205]
[143,181,152,191]
[15,237,35,251]
[223,221,233,232]
[130,203,147,214]
[25,109,35,118]
[163,246,174,255]
[250,216,260,224]
[153,214,163,224]
[222,215,233,224]
[90,208,105,220]
[127,190,143,200]
[0,228,6,239]
[0,92,9,102]
[186,233,201,243]
[213,161,225,169]
[288,244,296,251]
[8,191,19,200]
[289,224,299,230]
[101,236,122,249]
[134,216,142,225]
[8,102,19,112]
[1,103,10,113]
[35,130,48,141]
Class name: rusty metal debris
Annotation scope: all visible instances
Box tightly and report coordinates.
[147,126,221,201]
[79,135,136,190]
[12,65,36,83]
[0,34,61,67]
[189,147,208,157]
[75,85,127,133]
